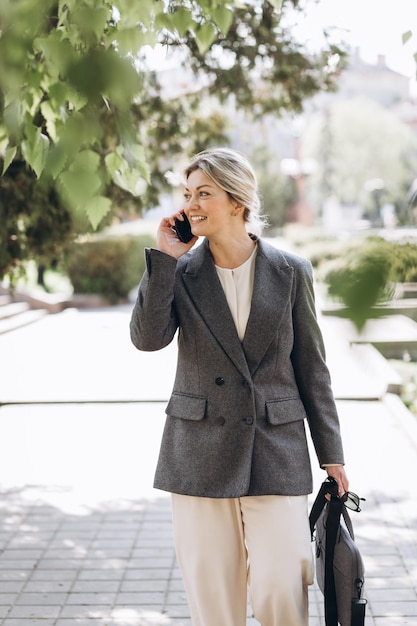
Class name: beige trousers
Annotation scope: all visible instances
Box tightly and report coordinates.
[171,494,314,626]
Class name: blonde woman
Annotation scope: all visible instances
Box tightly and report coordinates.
[130,147,348,626]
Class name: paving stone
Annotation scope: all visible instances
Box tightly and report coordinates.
[58,604,112,618]
[15,593,68,605]
[371,601,417,616]
[4,617,56,626]
[6,604,61,619]
[71,580,120,593]
[374,615,417,626]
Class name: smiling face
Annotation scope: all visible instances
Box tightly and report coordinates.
[183,169,242,240]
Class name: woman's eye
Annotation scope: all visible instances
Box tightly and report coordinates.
[184,194,191,200]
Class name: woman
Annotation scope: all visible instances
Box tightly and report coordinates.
[130,147,348,626]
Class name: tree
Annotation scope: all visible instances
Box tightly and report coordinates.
[0,0,348,281]
[249,144,297,229]
[0,160,74,284]
[164,0,347,117]
[301,97,417,223]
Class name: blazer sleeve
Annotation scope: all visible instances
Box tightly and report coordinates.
[290,257,345,467]
[130,248,179,352]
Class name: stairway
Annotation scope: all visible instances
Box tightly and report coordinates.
[0,294,48,335]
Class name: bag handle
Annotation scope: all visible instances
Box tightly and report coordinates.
[309,476,355,540]
[309,476,339,539]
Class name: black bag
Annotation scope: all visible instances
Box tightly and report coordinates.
[309,477,367,626]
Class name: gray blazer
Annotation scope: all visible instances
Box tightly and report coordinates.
[130,238,344,498]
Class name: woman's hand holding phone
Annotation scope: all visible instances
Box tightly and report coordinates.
[156,211,197,258]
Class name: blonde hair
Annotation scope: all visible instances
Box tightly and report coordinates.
[184,147,267,235]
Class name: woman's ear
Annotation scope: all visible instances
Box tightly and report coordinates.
[232,203,244,216]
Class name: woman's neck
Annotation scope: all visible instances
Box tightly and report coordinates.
[209,234,256,269]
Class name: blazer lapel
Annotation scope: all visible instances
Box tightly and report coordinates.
[181,239,294,380]
[182,240,252,380]
[242,241,294,375]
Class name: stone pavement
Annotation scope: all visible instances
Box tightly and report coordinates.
[0,302,416,625]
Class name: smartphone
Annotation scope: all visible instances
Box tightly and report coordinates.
[173,213,194,243]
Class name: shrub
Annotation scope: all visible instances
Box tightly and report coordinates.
[389,242,417,282]
[65,234,155,302]
[322,237,417,322]
[323,239,394,330]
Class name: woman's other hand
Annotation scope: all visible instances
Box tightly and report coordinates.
[325,465,349,497]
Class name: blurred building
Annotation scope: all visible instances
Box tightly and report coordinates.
[339,49,410,108]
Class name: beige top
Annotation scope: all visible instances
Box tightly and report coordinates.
[215,245,257,341]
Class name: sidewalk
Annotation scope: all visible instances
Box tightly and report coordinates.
[0,303,416,625]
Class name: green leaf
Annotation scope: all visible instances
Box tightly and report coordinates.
[154,12,175,32]
[21,127,49,178]
[212,6,234,35]
[124,143,151,182]
[75,149,101,172]
[114,27,155,55]
[2,145,17,174]
[34,31,74,78]
[104,151,125,178]
[117,0,157,29]
[59,167,102,209]
[171,7,194,37]
[46,143,68,179]
[2,99,24,135]
[24,88,43,117]
[195,22,217,54]
[40,101,58,141]
[71,6,110,45]
[267,0,284,10]
[49,82,71,108]
[402,30,413,45]
[58,149,102,209]
[85,195,112,230]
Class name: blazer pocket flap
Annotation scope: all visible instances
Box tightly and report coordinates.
[265,397,307,426]
[166,392,207,421]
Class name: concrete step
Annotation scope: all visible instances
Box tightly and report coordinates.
[0,295,12,306]
[350,343,403,395]
[0,308,48,335]
[0,301,30,320]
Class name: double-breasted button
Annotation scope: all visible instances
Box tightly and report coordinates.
[243,416,254,425]
[215,377,225,386]
[217,417,226,426]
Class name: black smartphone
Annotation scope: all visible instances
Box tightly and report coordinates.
[173,213,194,243]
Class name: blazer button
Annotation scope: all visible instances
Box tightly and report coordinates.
[215,377,225,386]
[243,416,254,425]
[217,416,226,426]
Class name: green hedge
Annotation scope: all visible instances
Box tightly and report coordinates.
[322,236,417,329]
[65,234,155,302]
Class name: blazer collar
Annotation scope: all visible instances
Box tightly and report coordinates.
[181,238,294,379]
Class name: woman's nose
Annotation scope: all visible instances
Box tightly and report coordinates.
[188,194,199,207]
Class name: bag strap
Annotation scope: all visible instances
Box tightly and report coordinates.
[309,477,337,539]
[324,495,343,626]
[341,505,355,540]
[309,478,344,626]
[309,477,365,626]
